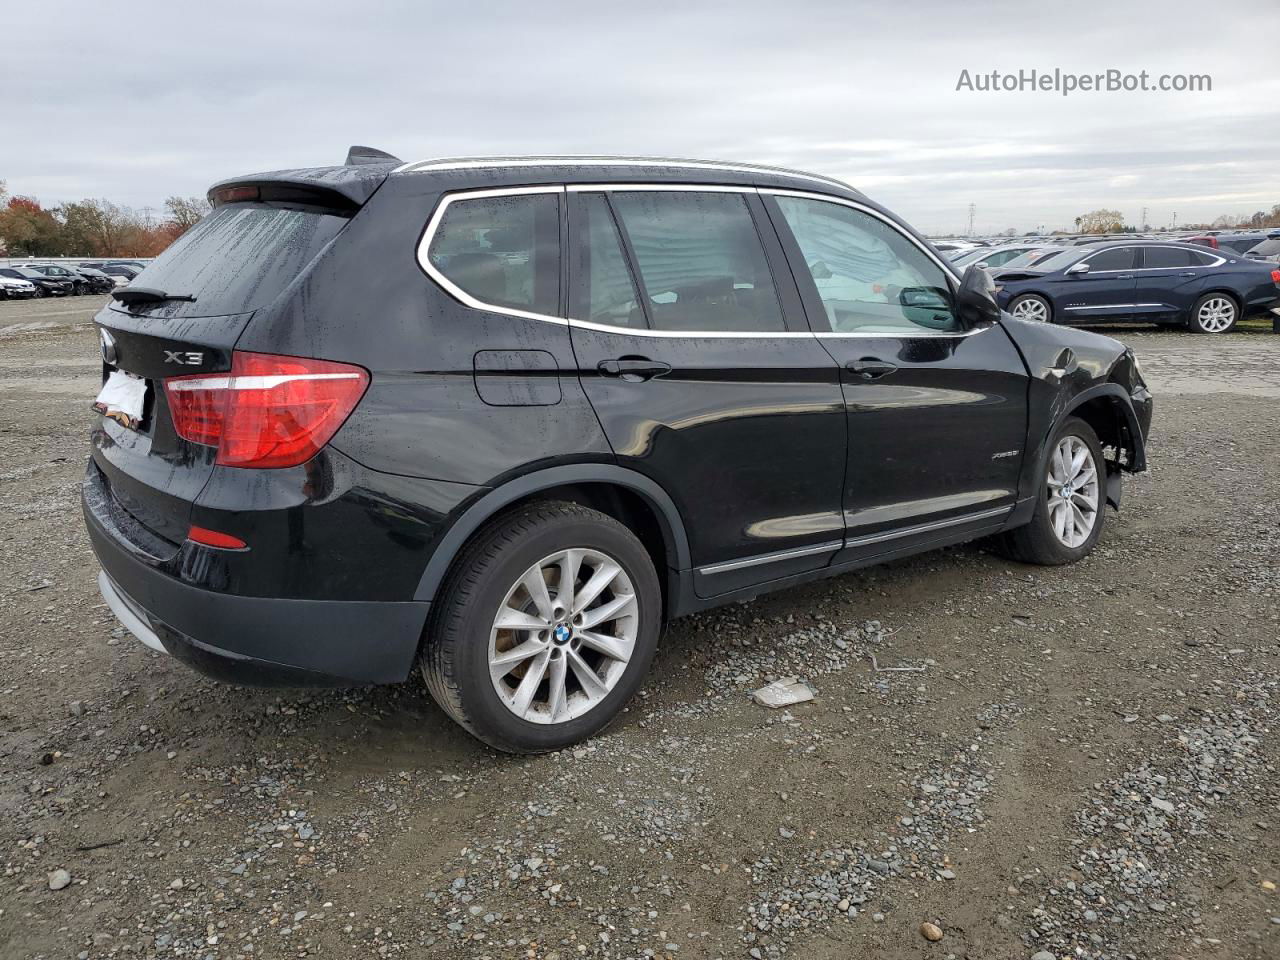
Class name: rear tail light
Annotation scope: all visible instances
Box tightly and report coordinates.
[1271,269,1280,285]
[165,351,369,468]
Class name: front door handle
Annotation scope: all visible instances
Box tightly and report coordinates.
[1179,271,1197,278]
[597,357,672,381]
[1115,274,1134,280]
[846,358,898,381]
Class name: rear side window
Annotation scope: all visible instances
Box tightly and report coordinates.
[1143,246,1199,268]
[127,203,348,316]
[608,191,785,333]
[428,193,560,316]
[1083,247,1137,271]
[576,194,643,328]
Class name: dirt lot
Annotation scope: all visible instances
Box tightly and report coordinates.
[1,296,1277,960]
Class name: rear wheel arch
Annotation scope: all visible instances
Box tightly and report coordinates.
[413,465,690,613]
[1187,289,1241,332]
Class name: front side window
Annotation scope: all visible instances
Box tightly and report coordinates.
[607,191,785,333]
[1082,247,1137,272]
[774,196,959,333]
[428,193,560,316]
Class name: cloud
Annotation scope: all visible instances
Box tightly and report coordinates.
[2,0,1276,233]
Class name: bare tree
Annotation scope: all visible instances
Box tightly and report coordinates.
[1076,209,1125,234]
[164,195,211,232]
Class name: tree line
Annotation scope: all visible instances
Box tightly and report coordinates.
[1072,204,1280,234]
[0,180,210,258]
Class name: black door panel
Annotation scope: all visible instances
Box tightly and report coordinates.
[825,326,1028,548]
[762,192,1029,556]
[567,190,847,591]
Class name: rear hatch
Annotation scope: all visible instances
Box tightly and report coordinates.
[90,181,367,551]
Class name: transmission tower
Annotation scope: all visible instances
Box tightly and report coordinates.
[967,203,976,236]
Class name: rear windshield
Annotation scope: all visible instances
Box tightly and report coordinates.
[124,202,348,316]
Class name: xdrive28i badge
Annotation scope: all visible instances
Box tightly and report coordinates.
[99,328,118,366]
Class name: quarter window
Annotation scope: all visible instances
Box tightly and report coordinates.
[427,193,560,316]
[607,191,786,333]
[1082,247,1137,272]
[774,196,959,334]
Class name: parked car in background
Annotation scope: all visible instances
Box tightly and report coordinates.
[20,263,94,295]
[73,266,119,293]
[84,151,1153,752]
[949,244,1055,270]
[0,274,39,300]
[1215,232,1280,256]
[93,264,139,284]
[1244,238,1280,263]
[996,246,1071,270]
[993,240,1280,334]
[0,266,72,297]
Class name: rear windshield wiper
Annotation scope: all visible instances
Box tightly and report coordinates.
[111,287,198,306]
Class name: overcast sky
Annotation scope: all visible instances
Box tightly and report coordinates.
[3,0,1276,235]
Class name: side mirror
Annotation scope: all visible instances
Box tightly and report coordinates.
[1066,261,1090,275]
[955,263,1000,326]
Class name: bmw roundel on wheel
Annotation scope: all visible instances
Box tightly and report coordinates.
[83,149,1154,753]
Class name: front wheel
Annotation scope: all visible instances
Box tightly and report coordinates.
[993,417,1106,565]
[421,501,661,753]
[1187,293,1237,334]
[1008,293,1053,324]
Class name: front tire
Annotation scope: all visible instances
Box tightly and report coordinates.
[1187,293,1237,334]
[421,501,661,753]
[993,417,1106,565]
[1008,293,1053,324]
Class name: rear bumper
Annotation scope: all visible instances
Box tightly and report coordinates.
[85,482,430,687]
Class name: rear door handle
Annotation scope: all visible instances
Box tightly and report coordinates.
[846,358,898,381]
[597,358,672,381]
[1180,272,1197,278]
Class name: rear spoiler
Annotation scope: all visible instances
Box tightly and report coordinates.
[207,161,394,210]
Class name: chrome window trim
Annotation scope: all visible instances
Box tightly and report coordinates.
[416,185,570,326]
[697,540,844,576]
[1077,242,1226,273]
[416,185,980,340]
[394,155,853,191]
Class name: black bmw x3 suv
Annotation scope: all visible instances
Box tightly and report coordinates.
[83,149,1154,752]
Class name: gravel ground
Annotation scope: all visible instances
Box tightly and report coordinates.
[1,297,1277,960]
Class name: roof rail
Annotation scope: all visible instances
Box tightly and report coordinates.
[392,155,854,190]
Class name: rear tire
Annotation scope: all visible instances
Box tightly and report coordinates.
[1187,293,1238,334]
[1008,293,1053,324]
[420,501,661,753]
[993,417,1106,565]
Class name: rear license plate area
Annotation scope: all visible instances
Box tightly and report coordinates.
[93,369,150,431]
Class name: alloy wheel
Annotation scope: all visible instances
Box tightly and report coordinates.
[1011,297,1049,323]
[1195,296,1235,333]
[1046,436,1099,548]
[488,548,638,724]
